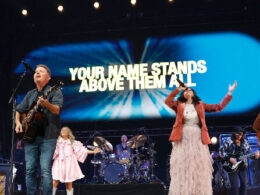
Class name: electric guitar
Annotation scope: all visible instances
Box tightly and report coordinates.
[222,151,259,173]
[17,81,64,142]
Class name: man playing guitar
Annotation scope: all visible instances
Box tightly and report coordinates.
[219,127,260,195]
[15,64,63,195]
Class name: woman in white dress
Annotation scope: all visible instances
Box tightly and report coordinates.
[165,81,237,195]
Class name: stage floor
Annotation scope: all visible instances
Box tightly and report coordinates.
[13,184,260,195]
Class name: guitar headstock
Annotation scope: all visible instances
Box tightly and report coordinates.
[52,80,64,90]
[45,81,64,95]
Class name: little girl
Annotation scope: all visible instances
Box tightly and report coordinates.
[52,126,100,195]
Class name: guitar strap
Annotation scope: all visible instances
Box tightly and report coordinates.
[32,85,50,137]
[235,145,242,156]
[35,85,51,109]
[35,84,49,100]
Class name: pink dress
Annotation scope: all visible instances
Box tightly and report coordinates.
[169,104,213,195]
[52,138,88,183]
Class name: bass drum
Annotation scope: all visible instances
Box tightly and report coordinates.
[104,162,125,184]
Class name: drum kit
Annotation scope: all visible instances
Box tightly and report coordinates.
[88,135,157,184]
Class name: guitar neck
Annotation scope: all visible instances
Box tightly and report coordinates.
[43,88,52,99]
[240,152,256,160]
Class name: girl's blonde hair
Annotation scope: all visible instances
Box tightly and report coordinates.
[58,126,75,144]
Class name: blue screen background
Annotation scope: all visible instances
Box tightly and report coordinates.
[15,32,260,121]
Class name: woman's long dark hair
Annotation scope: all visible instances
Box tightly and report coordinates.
[177,88,201,105]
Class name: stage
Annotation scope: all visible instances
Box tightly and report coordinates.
[13,183,260,195]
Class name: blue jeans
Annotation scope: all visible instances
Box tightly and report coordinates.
[228,166,248,195]
[25,137,56,195]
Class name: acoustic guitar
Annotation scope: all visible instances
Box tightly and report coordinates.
[17,81,63,142]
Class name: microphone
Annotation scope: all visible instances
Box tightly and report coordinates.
[176,78,187,88]
[22,61,35,74]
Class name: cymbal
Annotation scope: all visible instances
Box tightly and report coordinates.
[127,135,147,149]
[94,136,113,152]
[87,145,97,150]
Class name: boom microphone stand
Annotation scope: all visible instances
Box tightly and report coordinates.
[8,68,28,195]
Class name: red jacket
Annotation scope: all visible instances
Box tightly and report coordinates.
[165,88,232,145]
[253,113,260,141]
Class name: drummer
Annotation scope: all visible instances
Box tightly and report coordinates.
[114,135,133,164]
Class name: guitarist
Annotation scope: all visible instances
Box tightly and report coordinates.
[15,64,63,195]
[219,127,260,195]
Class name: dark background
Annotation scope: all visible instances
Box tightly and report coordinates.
[1,0,260,185]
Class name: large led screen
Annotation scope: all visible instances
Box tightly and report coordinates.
[15,32,260,121]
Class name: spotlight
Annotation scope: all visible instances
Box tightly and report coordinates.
[21,9,28,16]
[57,5,64,13]
[168,0,175,3]
[131,0,137,6]
[211,137,218,145]
[93,1,100,9]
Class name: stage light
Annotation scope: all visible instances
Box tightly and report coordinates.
[168,0,175,3]
[93,1,100,9]
[131,0,137,6]
[211,136,218,145]
[57,5,64,13]
[21,9,28,16]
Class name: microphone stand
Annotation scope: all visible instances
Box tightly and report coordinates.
[92,152,98,183]
[8,69,28,195]
[85,131,100,184]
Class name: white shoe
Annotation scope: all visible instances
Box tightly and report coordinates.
[52,188,57,195]
[66,188,74,195]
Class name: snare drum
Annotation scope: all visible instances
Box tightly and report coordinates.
[109,153,117,162]
[119,150,131,164]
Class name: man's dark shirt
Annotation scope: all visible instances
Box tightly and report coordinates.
[16,84,63,139]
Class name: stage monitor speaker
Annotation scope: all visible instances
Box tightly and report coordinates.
[245,133,258,146]
[219,133,232,146]
[0,164,11,195]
